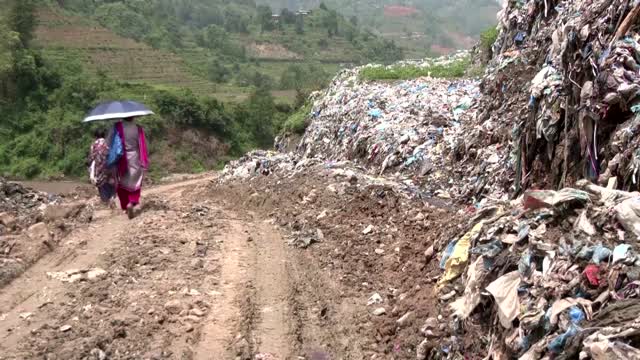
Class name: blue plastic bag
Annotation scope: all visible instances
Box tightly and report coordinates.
[107,132,123,167]
[548,325,578,353]
[368,108,382,118]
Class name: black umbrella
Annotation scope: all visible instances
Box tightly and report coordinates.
[83,100,154,122]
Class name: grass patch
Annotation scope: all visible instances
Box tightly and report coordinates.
[282,102,312,134]
[359,57,470,81]
[480,26,499,53]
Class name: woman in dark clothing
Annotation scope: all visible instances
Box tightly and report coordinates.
[88,128,116,206]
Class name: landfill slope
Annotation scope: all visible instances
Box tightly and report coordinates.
[296,53,495,201]
[217,1,640,358]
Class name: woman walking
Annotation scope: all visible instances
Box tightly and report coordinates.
[110,117,149,219]
[88,128,116,207]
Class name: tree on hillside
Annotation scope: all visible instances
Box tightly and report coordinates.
[257,5,274,33]
[208,60,230,83]
[1,0,51,102]
[295,15,304,34]
[322,9,339,37]
[244,87,277,148]
[95,3,152,42]
[8,0,37,47]
[224,8,249,33]
[0,24,19,102]
[280,8,296,25]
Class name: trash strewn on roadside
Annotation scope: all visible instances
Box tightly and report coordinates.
[432,180,640,358]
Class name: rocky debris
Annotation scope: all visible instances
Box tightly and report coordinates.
[163,299,185,315]
[19,312,33,320]
[0,178,53,215]
[190,258,204,269]
[288,228,323,248]
[0,212,16,230]
[254,353,277,360]
[183,322,194,333]
[188,308,205,317]
[43,202,87,222]
[396,311,414,327]
[372,307,386,316]
[59,325,72,332]
[211,160,464,357]
[234,336,252,360]
[89,348,106,360]
[26,223,52,245]
[367,293,383,306]
[46,268,107,283]
[0,178,95,287]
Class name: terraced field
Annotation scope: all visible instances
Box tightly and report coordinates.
[32,7,342,104]
[34,8,219,97]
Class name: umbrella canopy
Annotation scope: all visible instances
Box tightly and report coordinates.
[83,100,154,122]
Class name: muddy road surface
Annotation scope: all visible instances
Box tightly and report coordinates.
[0,177,369,360]
[1,173,457,359]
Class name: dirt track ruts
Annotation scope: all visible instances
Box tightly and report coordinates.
[0,177,299,359]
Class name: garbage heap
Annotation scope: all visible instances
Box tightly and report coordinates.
[220,150,306,181]
[296,69,503,200]
[0,178,53,233]
[430,180,640,359]
[474,0,640,195]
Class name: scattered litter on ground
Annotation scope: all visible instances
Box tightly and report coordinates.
[47,268,108,283]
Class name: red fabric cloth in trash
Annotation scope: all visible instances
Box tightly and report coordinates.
[583,264,601,286]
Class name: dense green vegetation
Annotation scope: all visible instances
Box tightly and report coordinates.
[480,25,499,57]
[0,0,292,179]
[359,57,470,81]
[282,101,312,134]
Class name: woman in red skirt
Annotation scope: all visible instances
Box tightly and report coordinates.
[110,117,149,219]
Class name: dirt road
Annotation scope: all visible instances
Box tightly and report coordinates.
[0,177,306,359]
[1,172,456,360]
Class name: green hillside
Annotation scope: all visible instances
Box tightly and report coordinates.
[49,0,403,102]
[0,0,296,180]
[259,0,501,57]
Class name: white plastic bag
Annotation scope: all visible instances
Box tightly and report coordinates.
[89,161,97,185]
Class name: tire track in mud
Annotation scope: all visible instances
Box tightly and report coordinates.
[193,215,294,359]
